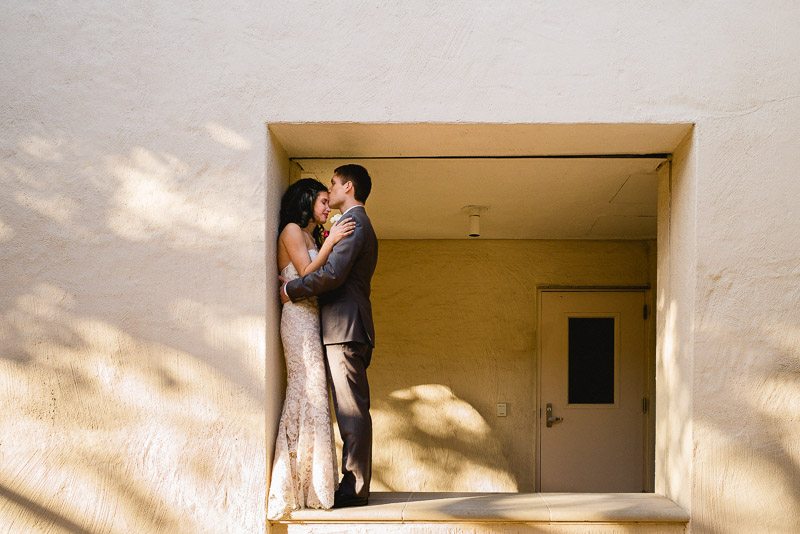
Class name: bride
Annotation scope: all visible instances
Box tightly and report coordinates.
[268,178,355,518]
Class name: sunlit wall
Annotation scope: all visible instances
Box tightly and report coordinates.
[1,3,270,532]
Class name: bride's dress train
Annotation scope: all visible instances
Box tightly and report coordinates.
[268,251,338,519]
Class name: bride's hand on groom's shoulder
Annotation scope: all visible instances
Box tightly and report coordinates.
[327,218,355,245]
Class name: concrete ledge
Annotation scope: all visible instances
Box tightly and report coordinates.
[275,492,689,524]
[541,493,689,522]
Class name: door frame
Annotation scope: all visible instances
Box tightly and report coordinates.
[535,286,654,492]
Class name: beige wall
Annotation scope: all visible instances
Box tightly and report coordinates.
[1,4,272,532]
[367,239,653,492]
[691,113,800,532]
[655,135,696,510]
[266,130,290,492]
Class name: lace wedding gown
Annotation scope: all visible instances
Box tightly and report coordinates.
[268,250,338,519]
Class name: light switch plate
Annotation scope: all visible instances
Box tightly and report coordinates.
[497,403,507,417]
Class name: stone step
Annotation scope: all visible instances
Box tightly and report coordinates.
[271,492,689,533]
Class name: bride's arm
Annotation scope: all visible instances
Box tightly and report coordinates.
[298,218,356,275]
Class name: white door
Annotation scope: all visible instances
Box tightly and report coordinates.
[540,291,646,492]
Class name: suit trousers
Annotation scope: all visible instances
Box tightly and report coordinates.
[324,342,372,499]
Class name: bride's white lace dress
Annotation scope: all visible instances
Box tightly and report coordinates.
[268,250,338,519]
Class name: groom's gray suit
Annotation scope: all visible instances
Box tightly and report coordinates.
[285,205,377,500]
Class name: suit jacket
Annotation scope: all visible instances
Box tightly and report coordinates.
[286,206,378,347]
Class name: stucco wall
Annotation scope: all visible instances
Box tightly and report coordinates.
[368,240,652,493]
[2,1,800,533]
[1,3,272,532]
[691,110,800,532]
[656,134,696,511]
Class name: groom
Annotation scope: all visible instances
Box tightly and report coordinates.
[279,164,377,508]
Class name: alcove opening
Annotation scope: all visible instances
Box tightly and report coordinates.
[265,122,693,507]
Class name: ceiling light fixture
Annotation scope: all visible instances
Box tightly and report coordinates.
[461,205,488,237]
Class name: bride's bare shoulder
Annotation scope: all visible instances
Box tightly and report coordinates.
[279,223,303,243]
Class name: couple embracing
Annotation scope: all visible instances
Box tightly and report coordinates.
[268,164,377,519]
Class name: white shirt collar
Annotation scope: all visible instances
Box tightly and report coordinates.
[340,205,363,217]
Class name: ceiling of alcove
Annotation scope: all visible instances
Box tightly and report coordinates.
[269,123,691,239]
[295,157,663,239]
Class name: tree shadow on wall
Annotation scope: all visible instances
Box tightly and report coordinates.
[362,384,518,492]
[0,484,95,534]
[689,308,800,534]
[657,290,800,534]
[0,124,267,532]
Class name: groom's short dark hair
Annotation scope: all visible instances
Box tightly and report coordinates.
[334,164,372,203]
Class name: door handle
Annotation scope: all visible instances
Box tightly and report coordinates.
[546,403,563,427]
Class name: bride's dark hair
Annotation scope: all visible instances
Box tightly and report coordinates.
[279,178,328,248]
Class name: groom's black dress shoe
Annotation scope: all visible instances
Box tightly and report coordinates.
[333,491,368,508]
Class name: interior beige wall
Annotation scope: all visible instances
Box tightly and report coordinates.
[366,239,653,492]
[265,130,290,500]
